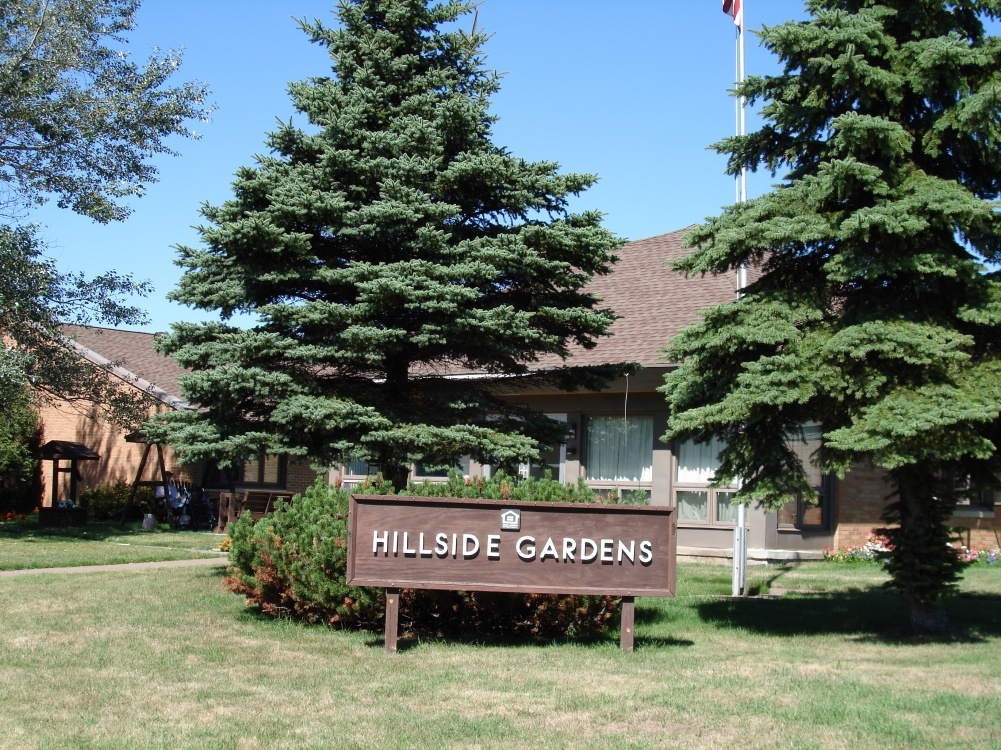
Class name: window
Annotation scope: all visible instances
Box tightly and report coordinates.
[522,413,568,483]
[414,456,471,479]
[586,416,653,482]
[945,470,995,508]
[342,456,370,474]
[941,470,996,519]
[241,454,286,487]
[584,415,653,503]
[777,424,831,530]
[674,437,737,525]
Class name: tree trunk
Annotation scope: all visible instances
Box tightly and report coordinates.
[908,603,952,636]
[883,464,963,635]
[382,462,411,495]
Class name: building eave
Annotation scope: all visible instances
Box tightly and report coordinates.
[65,336,195,412]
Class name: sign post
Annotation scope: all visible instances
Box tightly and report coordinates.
[347,495,677,653]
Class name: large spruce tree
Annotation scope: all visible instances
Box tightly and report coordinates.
[662,0,1001,632]
[155,0,625,489]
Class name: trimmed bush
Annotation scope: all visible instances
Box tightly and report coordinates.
[78,481,152,521]
[403,470,596,504]
[225,471,620,639]
[225,479,385,628]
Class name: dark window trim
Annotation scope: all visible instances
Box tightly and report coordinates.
[240,453,287,489]
[777,474,834,532]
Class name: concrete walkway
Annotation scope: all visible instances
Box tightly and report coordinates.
[0,556,227,579]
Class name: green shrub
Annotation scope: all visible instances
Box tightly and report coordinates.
[403,469,596,504]
[78,481,152,521]
[225,479,386,627]
[0,393,40,514]
[226,471,620,638]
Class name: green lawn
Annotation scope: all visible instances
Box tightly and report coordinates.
[0,560,998,749]
[0,520,226,570]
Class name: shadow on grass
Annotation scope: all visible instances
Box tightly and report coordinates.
[364,632,696,652]
[185,566,228,583]
[229,598,691,651]
[0,519,214,542]
[696,588,1001,642]
[634,606,668,625]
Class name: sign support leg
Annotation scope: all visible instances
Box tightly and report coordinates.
[620,596,635,653]
[384,588,400,653]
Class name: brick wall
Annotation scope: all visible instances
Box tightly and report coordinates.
[35,397,200,506]
[950,513,1001,550]
[286,460,323,496]
[835,461,1001,550]
[834,460,894,549]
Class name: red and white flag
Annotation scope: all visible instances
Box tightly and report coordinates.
[723,0,743,28]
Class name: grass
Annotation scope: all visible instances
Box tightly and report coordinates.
[0,519,225,570]
[0,560,998,749]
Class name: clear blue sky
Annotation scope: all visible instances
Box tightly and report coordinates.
[32,0,809,333]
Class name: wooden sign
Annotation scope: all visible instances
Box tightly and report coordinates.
[347,495,677,652]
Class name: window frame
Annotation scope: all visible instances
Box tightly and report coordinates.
[777,424,833,532]
[581,413,655,500]
[776,474,834,532]
[240,453,287,489]
[671,438,738,528]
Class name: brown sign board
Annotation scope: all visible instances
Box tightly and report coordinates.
[347,495,677,598]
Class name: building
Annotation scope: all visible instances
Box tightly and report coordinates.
[40,228,1000,554]
[35,325,319,506]
[328,227,1001,558]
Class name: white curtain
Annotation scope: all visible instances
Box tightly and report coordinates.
[676,437,727,484]
[585,416,653,482]
[344,458,368,476]
[677,490,708,521]
[716,491,738,523]
[787,424,823,487]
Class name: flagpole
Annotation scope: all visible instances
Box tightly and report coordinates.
[730,0,749,599]
[738,10,747,206]
[736,3,747,290]
[736,28,744,205]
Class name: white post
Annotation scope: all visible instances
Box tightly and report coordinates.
[732,1,750,597]
[732,501,748,596]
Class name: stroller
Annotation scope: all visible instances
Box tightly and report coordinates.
[170,484,216,531]
[153,479,189,528]
[153,478,215,530]
[169,484,193,529]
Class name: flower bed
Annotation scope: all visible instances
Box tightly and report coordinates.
[825,530,999,566]
[823,532,893,563]
[957,544,1000,565]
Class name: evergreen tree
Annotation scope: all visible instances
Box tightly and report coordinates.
[154,0,626,490]
[661,0,1001,633]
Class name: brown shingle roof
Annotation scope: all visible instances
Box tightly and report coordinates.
[61,324,189,401]
[536,227,740,369]
[59,228,739,396]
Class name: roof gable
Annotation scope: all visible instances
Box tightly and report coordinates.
[536,227,739,369]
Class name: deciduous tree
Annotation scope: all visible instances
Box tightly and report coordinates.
[0,0,210,222]
[0,0,210,426]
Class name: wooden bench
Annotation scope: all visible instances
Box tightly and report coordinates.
[215,490,294,533]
